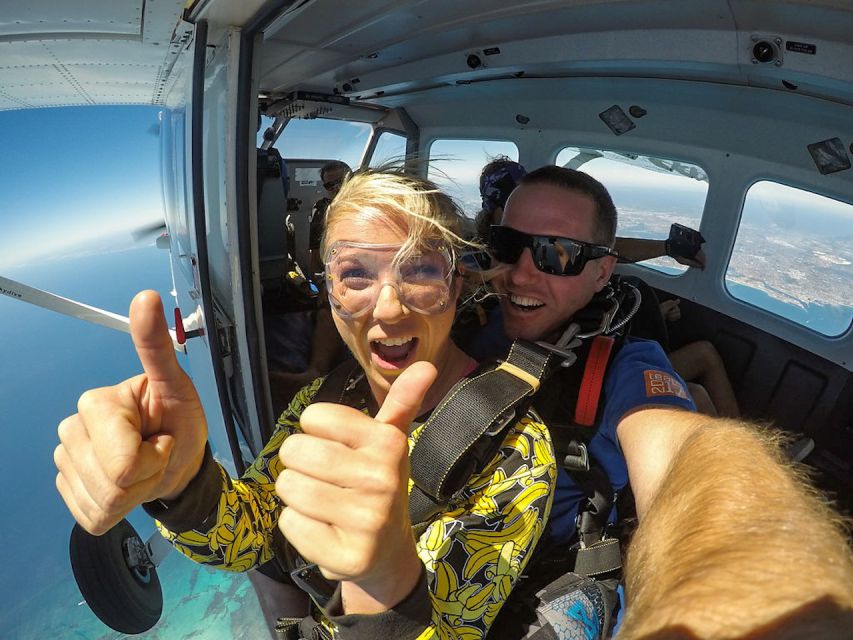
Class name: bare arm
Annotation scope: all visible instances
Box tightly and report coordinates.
[617,407,703,519]
[618,413,853,638]
[614,236,706,268]
[614,237,669,264]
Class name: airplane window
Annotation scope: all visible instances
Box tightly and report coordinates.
[369,131,408,167]
[277,118,371,169]
[726,181,853,337]
[428,139,519,219]
[555,146,708,275]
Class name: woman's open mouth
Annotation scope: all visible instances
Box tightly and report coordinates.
[371,336,418,369]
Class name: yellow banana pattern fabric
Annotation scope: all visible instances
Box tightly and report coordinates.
[158,377,557,639]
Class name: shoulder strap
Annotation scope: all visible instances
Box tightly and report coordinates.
[312,359,364,405]
[574,336,616,426]
[408,340,562,528]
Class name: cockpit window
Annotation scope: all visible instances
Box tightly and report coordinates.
[555,146,708,275]
[726,181,853,337]
[276,118,371,169]
[369,131,408,167]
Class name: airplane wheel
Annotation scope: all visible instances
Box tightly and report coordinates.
[69,519,163,634]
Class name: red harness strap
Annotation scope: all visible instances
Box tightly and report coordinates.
[574,335,616,426]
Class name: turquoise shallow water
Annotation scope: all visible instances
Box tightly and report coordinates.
[6,551,268,639]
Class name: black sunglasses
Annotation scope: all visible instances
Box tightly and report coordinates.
[323,178,343,191]
[488,225,616,276]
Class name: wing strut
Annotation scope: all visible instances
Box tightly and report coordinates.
[0,275,185,353]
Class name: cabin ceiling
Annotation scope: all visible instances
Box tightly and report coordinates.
[259,0,853,109]
[0,0,186,110]
[1,0,853,111]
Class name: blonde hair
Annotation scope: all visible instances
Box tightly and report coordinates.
[321,169,468,267]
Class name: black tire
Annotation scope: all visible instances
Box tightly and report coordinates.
[69,519,163,634]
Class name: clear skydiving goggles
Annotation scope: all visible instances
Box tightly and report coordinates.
[324,241,456,318]
[488,225,617,276]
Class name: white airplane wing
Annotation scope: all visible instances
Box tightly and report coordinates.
[0,1,188,111]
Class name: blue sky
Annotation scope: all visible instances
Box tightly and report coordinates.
[0,107,164,270]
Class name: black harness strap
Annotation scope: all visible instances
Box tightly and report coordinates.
[312,359,365,405]
[573,538,622,577]
[277,360,364,608]
[408,340,561,526]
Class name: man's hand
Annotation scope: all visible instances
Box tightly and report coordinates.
[54,291,208,535]
[666,223,706,269]
[672,248,706,269]
[659,298,681,323]
[277,361,437,611]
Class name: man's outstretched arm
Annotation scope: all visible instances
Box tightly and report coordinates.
[617,412,853,638]
[614,233,705,269]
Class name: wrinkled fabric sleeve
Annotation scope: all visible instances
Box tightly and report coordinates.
[147,387,556,640]
[315,569,433,639]
[147,378,323,571]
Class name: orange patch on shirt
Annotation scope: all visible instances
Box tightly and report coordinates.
[643,370,689,400]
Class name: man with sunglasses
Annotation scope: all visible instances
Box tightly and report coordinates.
[474,165,698,636]
[476,166,853,639]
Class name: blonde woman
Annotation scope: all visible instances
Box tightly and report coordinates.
[55,170,557,639]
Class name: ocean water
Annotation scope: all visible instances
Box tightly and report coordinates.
[0,243,267,639]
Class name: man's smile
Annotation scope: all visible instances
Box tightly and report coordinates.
[508,294,545,310]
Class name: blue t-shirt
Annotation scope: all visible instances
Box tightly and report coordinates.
[547,337,696,545]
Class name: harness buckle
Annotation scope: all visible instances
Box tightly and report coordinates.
[535,322,582,368]
[485,407,517,437]
[563,441,590,473]
[577,296,619,339]
[289,563,337,606]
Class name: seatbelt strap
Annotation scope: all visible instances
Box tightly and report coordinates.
[574,336,615,426]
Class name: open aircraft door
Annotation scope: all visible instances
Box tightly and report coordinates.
[67,3,279,632]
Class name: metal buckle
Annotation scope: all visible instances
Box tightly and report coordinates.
[484,407,517,437]
[290,563,337,605]
[536,322,582,367]
[563,441,590,473]
[577,297,619,339]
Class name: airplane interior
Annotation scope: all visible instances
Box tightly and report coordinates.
[2,1,852,634]
[241,1,853,511]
